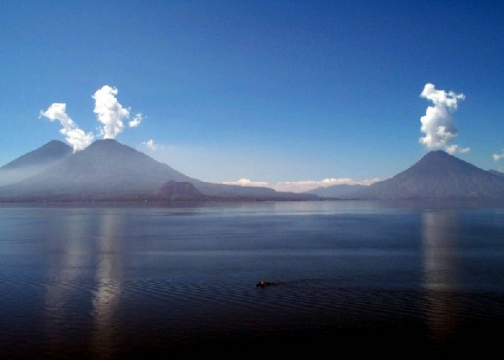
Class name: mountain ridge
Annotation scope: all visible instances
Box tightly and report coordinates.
[2,141,504,202]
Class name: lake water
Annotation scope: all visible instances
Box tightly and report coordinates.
[1,200,504,357]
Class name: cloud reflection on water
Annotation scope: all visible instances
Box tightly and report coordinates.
[40,209,125,358]
[422,211,460,347]
[91,212,124,359]
[43,212,92,354]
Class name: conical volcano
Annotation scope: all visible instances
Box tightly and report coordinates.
[0,140,72,186]
[345,150,504,199]
[0,139,196,198]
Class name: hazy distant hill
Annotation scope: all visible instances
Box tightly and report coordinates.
[305,184,366,198]
[0,140,72,186]
[0,139,316,201]
[155,181,206,201]
[488,169,504,178]
[343,150,504,200]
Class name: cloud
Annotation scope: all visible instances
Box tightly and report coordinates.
[143,139,164,150]
[39,103,94,152]
[41,85,142,150]
[319,178,379,186]
[92,85,132,139]
[223,177,380,193]
[129,113,143,128]
[445,144,470,155]
[493,151,504,162]
[419,83,469,154]
[223,178,269,187]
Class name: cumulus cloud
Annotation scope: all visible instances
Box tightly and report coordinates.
[493,151,504,162]
[39,103,94,152]
[129,113,143,127]
[143,139,164,150]
[40,85,142,151]
[419,83,469,154]
[223,177,380,193]
[445,144,470,155]
[92,85,135,139]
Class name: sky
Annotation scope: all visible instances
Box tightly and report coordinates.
[2,0,504,192]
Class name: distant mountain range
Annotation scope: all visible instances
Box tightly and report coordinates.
[305,184,366,198]
[0,139,316,202]
[2,140,504,202]
[307,150,504,200]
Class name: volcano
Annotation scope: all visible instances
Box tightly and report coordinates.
[0,140,72,186]
[0,139,316,201]
[342,150,504,200]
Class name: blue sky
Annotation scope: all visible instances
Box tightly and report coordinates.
[2,0,504,192]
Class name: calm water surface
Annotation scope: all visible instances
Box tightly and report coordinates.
[1,200,504,357]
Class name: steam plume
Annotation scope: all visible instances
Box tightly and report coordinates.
[39,103,94,152]
[92,85,135,139]
[419,83,469,154]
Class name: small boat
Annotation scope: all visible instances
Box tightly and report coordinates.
[256,280,274,288]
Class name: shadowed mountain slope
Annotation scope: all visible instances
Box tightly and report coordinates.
[154,181,206,201]
[343,150,504,200]
[488,169,504,178]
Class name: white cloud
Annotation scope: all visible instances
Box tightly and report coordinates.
[493,150,504,162]
[319,178,379,186]
[92,85,130,139]
[39,103,94,152]
[223,178,269,187]
[445,144,470,155]
[143,139,164,150]
[419,83,468,154]
[222,177,380,193]
[41,85,142,149]
[129,113,143,127]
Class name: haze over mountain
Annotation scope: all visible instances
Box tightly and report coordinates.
[0,139,316,201]
[305,184,366,198]
[338,150,504,200]
[154,181,206,201]
[0,140,72,186]
[3,140,504,202]
[488,169,504,179]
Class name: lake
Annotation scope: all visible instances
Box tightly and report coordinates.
[1,200,504,357]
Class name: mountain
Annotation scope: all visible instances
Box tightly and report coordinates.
[342,150,504,200]
[0,139,317,201]
[305,184,366,198]
[154,181,206,201]
[0,139,195,199]
[488,169,504,178]
[3,142,503,202]
[152,180,316,201]
[0,140,72,186]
